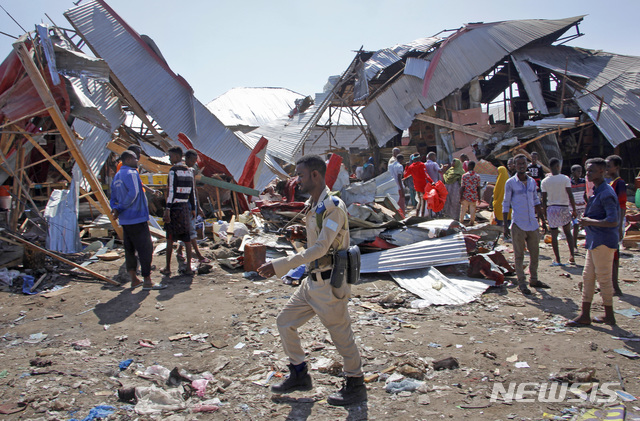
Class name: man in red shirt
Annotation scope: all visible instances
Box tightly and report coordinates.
[403,154,433,217]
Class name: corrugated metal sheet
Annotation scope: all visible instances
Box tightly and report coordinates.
[361,75,430,146]
[360,233,467,273]
[64,0,255,181]
[235,106,316,163]
[206,87,304,128]
[574,93,634,146]
[301,126,368,157]
[423,17,583,104]
[391,267,493,307]
[360,17,582,145]
[514,45,640,146]
[364,37,441,82]
[404,57,429,79]
[70,77,125,191]
[511,54,549,113]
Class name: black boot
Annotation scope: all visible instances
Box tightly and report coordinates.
[271,363,312,394]
[327,376,367,406]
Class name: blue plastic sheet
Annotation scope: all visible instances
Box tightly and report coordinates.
[21,276,37,295]
[119,359,133,371]
[69,405,115,421]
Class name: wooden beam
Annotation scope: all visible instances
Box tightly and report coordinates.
[0,149,42,220]
[109,73,171,151]
[495,121,593,159]
[17,126,103,212]
[10,142,25,230]
[195,174,259,197]
[415,113,492,140]
[16,150,70,171]
[0,230,119,286]
[106,141,171,174]
[13,40,123,240]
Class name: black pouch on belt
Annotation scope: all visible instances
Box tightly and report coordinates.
[330,245,361,287]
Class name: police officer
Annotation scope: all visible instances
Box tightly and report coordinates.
[257,155,366,406]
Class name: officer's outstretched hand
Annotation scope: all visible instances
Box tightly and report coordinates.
[257,262,275,278]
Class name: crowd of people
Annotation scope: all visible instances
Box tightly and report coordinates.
[380,149,629,325]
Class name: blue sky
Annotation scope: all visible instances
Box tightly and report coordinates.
[2,0,639,104]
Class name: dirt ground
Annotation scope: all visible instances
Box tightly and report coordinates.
[1,232,639,421]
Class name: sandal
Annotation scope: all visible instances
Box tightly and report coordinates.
[565,319,591,327]
[592,316,616,325]
[159,268,171,276]
[142,283,167,291]
[198,257,211,264]
[530,281,551,289]
[518,285,532,295]
[551,262,566,267]
[130,280,143,289]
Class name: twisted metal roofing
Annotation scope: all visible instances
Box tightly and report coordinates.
[513,45,640,146]
[361,16,583,146]
[64,0,255,181]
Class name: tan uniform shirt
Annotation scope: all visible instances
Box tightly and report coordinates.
[272,187,349,278]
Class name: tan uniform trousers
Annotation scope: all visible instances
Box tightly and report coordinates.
[582,245,616,306]
[276,272,363,377]
[511,223,539,285]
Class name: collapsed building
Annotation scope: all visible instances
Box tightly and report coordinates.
[1,2,640,281]
[303,16,640,181]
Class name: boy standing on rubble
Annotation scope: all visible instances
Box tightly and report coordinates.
[503,154,549,295]
[161,147,196,277]
[110,151,164,290]
[459,161,481,225]
[175,149,210,265]
[257,155,366,407]
[541,158,577,266]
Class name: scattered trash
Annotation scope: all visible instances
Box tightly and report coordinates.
[385,378,425,394]
[24,332,47,344]
[119,359,134,371]
[514,362,530,368]
[433,357,459,371]
[614,308,640,318]
[550,367,596,383]
[614,349,640,359]
[234,342,245,349]
[72,338,91,349]
[68,405,115,421]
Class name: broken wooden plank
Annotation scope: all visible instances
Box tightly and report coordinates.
[495,121,593,158]
[13,39,123,240]
[415,113,491,140]
[0,229,119,286]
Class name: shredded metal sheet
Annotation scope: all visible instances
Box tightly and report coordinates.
[391,267,494,307]
[360,233,467,273]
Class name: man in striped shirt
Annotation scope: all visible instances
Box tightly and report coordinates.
[161,147,196,277]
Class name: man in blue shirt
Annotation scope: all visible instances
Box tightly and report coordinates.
[110,151,165,290]
[566,157,619,327]
[502,154,548,295]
